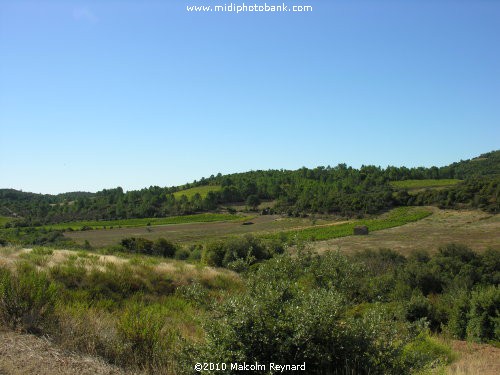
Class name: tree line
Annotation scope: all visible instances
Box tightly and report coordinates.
[1,150,498,225]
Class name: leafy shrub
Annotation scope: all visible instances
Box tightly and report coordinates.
[202,235,274,269]
[120,237,153,254]
[0,265,58,333]
[466,285,500,342]
[152,238,177,258]
[200,253,432,374]
[174,248,190,260]
[117,299,189,372]
[401,331,455,371]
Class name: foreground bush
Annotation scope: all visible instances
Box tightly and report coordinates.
[0,265,58,333]
[466,285,500,343]
[199,252,439,374]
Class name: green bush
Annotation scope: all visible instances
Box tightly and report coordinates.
[174,247,190,260]
[0,265,58,333]
[446,290,470,339]
[152,238,177,258]
[120,237,153,254]
[401,331,455,371]
[202,235,273,268]
[466,285,500,342]
[117,300,189,372]
[200,253,433,374]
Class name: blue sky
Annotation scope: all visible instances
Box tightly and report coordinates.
[1,0,499,194]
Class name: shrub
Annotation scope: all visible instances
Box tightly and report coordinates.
[446,290,470,339]
[0,265,58,333]
[401,331,455,371]
[200,253,433,374]
[152,238,177,258]
[117,300,188,372]
[466,285,500,342]
[120,237,153,254]
[174,248,190,260]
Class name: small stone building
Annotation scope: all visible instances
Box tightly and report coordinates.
[353,225,369,235]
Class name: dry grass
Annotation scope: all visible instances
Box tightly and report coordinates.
[0,247,240,291]
[0,327,135,375]
[311,208,499,256]
[446,340,500,375]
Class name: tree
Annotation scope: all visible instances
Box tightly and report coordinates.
[246,195,260,210]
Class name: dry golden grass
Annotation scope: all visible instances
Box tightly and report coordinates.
[446,340,500,375]
[0,327,135,375]
[0,247,240,291]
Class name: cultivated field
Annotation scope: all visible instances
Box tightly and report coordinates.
[64,214,332,247]
[44,213,245,231]
[172,185,221,199]
[390,178,461,193]
[312,208,500,255]
[64,207,432,248]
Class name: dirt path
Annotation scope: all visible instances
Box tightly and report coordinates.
[0,328,135,375]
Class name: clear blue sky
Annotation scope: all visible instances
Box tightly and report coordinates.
[1,0,499,194]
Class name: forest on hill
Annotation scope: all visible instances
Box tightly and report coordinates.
[1,150,499,225]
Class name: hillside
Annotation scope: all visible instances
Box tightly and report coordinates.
[1,150,498,227]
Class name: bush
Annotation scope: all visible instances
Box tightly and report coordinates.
[120,237,153,254]
[174,248,190,260]
[466,285,500,342]
[117,300,189,372]
[202,235,283,269]
[401,331,455,371]
[446,290,470,339]
[200,253,434,374]
[152,238,177,258]
[0,265,58,333]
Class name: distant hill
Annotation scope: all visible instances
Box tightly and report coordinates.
[1,150,498,224]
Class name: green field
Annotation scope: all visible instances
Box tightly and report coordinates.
[44,213,247,231]
[172,185,222,199]
[390,179,461,190]
[270,206,432,242]
[0,217,13,227]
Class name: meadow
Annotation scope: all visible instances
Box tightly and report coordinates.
[172,185,221,199]
[0,217,12,227]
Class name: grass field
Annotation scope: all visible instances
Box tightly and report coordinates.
[390,179,461,190]
[0,217,12,227]
[269,207,432,242]
[172,185,221,199]
[45,213,247,231]
[312,208,500,255]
